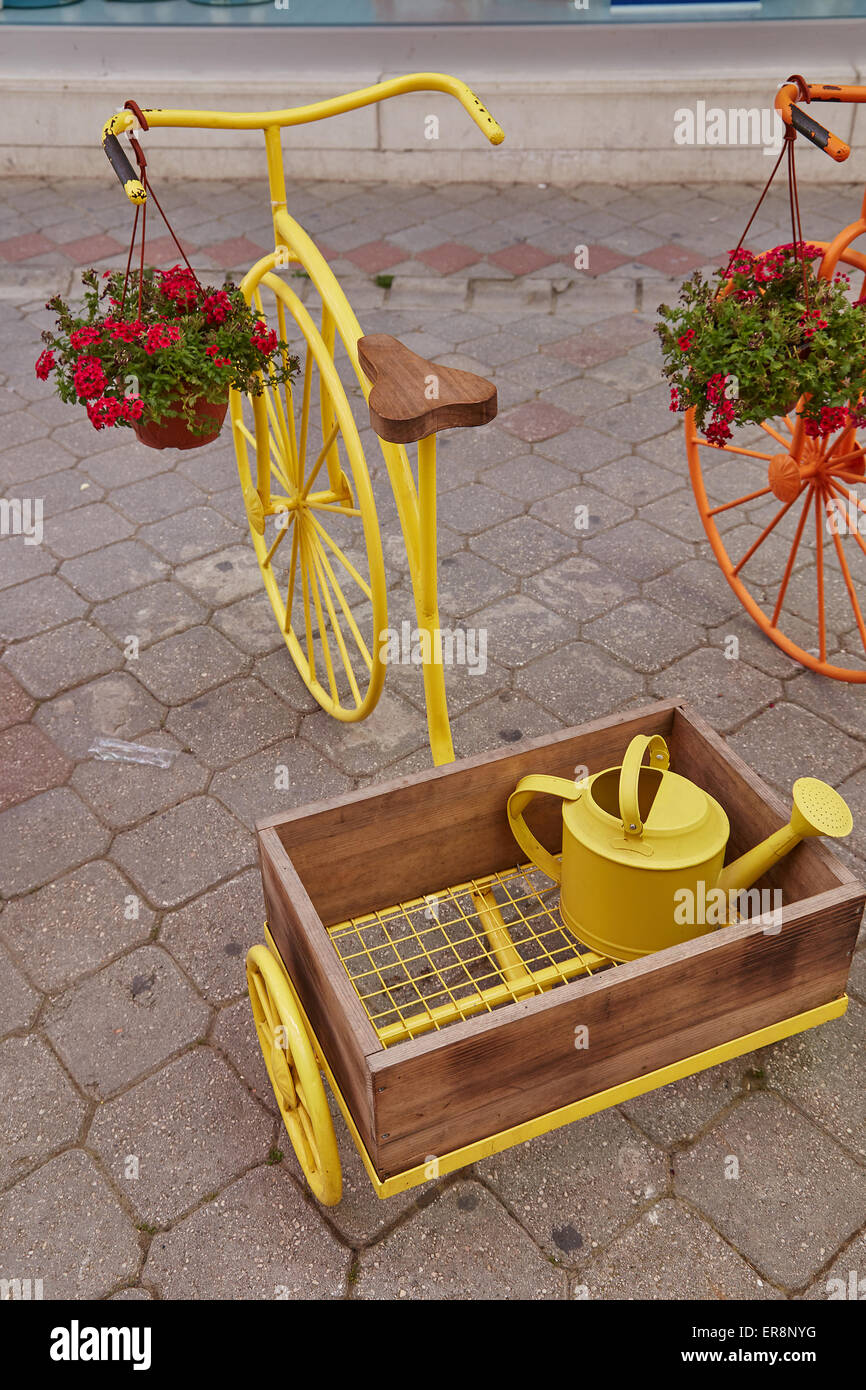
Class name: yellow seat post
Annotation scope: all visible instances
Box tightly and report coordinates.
[416,433,455,766]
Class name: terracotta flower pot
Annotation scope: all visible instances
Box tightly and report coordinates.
[133,392,228,451]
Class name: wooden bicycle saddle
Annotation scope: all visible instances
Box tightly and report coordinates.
[357,333,497,444]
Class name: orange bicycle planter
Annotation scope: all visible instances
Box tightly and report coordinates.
[685,77,866,682]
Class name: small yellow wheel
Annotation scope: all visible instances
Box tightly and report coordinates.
[246,944,342,1206]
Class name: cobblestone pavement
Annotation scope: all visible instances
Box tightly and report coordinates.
[1,174,865,1301]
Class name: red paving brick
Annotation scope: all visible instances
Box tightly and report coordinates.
[635,243,707,275]
[569,243,632,276]
[0,723,72,811]
[417,242,482,274]
[343,241,405,273]
[542,313,655,368]
[59,233,125,264]
[499,400,576,443]
[0,232,56,262]
[488,244,559,276]
[0,669,35,732]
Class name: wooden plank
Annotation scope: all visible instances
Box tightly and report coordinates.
[258,827,382,1153]
[357,334,497,444]
[257,700,680,926]
[369,886,863,1175]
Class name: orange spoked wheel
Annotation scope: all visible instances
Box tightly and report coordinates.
[687,243,866,682]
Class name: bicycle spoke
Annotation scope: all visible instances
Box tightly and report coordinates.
[297,341,314,472]
[303,525,338,701]
[759,420,791,449]
[301,418,341,500]
[311,539,373,671]
[731,496,797,576]
[697,440,774,461]
[707,486,773,517]
[297,524,317,678]
[284,522,300,633]
[771,486,812,626]
[308,512,372,600]
[827,481,866,561]
[825,492,866,653]
[307,500,362,518]
[263,511,293,569]
[815,487,827,662]
[309,537,362,705]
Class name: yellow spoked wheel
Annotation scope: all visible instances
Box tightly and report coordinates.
[231,259,388,720]
[246,944,342,1206]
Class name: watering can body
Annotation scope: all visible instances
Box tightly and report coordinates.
[508,734,730,962]
[507,733,853,963]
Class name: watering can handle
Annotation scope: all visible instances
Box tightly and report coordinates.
[619,735,670,840]
[507,775,583,884]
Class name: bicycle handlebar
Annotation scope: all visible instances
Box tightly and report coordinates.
[775,79,854,162]
[102,72,504,203]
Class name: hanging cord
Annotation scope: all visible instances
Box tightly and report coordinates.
[118,99,203,320]
[786,131,811,312]
[714,134,791,298]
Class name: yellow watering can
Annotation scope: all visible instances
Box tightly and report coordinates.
[507,734,853,962]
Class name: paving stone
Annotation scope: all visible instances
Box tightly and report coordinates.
[211,741,352,830]
[166,677,294,770]
[0,435,78,484]
[652,647,781,734]
[620,1056,761,1147]
[71,737,208,833]
[848,946,866,1001]
[34,672,164,759]
[449,690,557,758]
[357,1180,564,1299]
[135,625,248,704]
[531,483,633,538]
[0,941,40,1033]
[533,425,632,471]
[0,860,153,991]
[515,641,644,724]
[144,1167,349,1299]
[0,1150,140,1299]
[0,787,110,897]
[499,400,577,443]
[0,666,34,730]
[212,592,287,656]
[479,452,574,502]
[590,453,681,508]
[430,549,517,614]
[138,504,243,563]
[0,1035,86,1185]
[0,573,86,641]
[580,1197,779,1300]
[645,557,742,628]
[78,438,174,488]
[478,1108,667,1261]
[60,539,169,602]
[584,599,704,674]
[94,579,209,648]
[596,387,676,444]
[44,502,133,559]
[436,483,523,536]
[730,703,864,799]
[0,534,55,590]
[674,1091,866,1288]
[584,519,694,581]
[760,1002,866,1160]
[466,593,575,667]
[470,515,574,577]
[786,668,866,742]
[3,619,122,699]
[526,554,638,621]
[89,1050,272,1225]
[44,944,210,1097]
[111,471,205,525]
[303,689,427,776]
[541,313,653,369]
[112,798,255,909]
[0,722,71,811]
[160,870,263,1004]
[175,544,263,606]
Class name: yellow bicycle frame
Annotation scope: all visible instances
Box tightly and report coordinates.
[103,74,504,766]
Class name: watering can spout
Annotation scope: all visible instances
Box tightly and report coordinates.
[716,778,853,897]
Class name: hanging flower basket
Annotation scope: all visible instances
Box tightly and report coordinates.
[656,243,866,443]
[36,265,299,451]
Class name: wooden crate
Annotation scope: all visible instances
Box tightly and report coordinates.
[257,699,864,1180]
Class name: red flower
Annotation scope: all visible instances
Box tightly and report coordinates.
[70,326,102,351]
[105,316,145,344]
[677,329,695,353]
[250,320,277,356]
[35,349,55,380]
[86,395,123,430]
[73,355,107,400]
[144,323,181,356]
[203,291,232,326]
[159,265,199,308]
[205,343,232,368]
[121,396,145,422]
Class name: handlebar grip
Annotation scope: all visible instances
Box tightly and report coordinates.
[102,133,147,203]
[790,105,850,162]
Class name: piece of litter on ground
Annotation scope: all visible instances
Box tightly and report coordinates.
[88,737,177,768]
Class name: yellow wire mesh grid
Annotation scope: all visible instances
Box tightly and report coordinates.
[327,861,619,1047]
